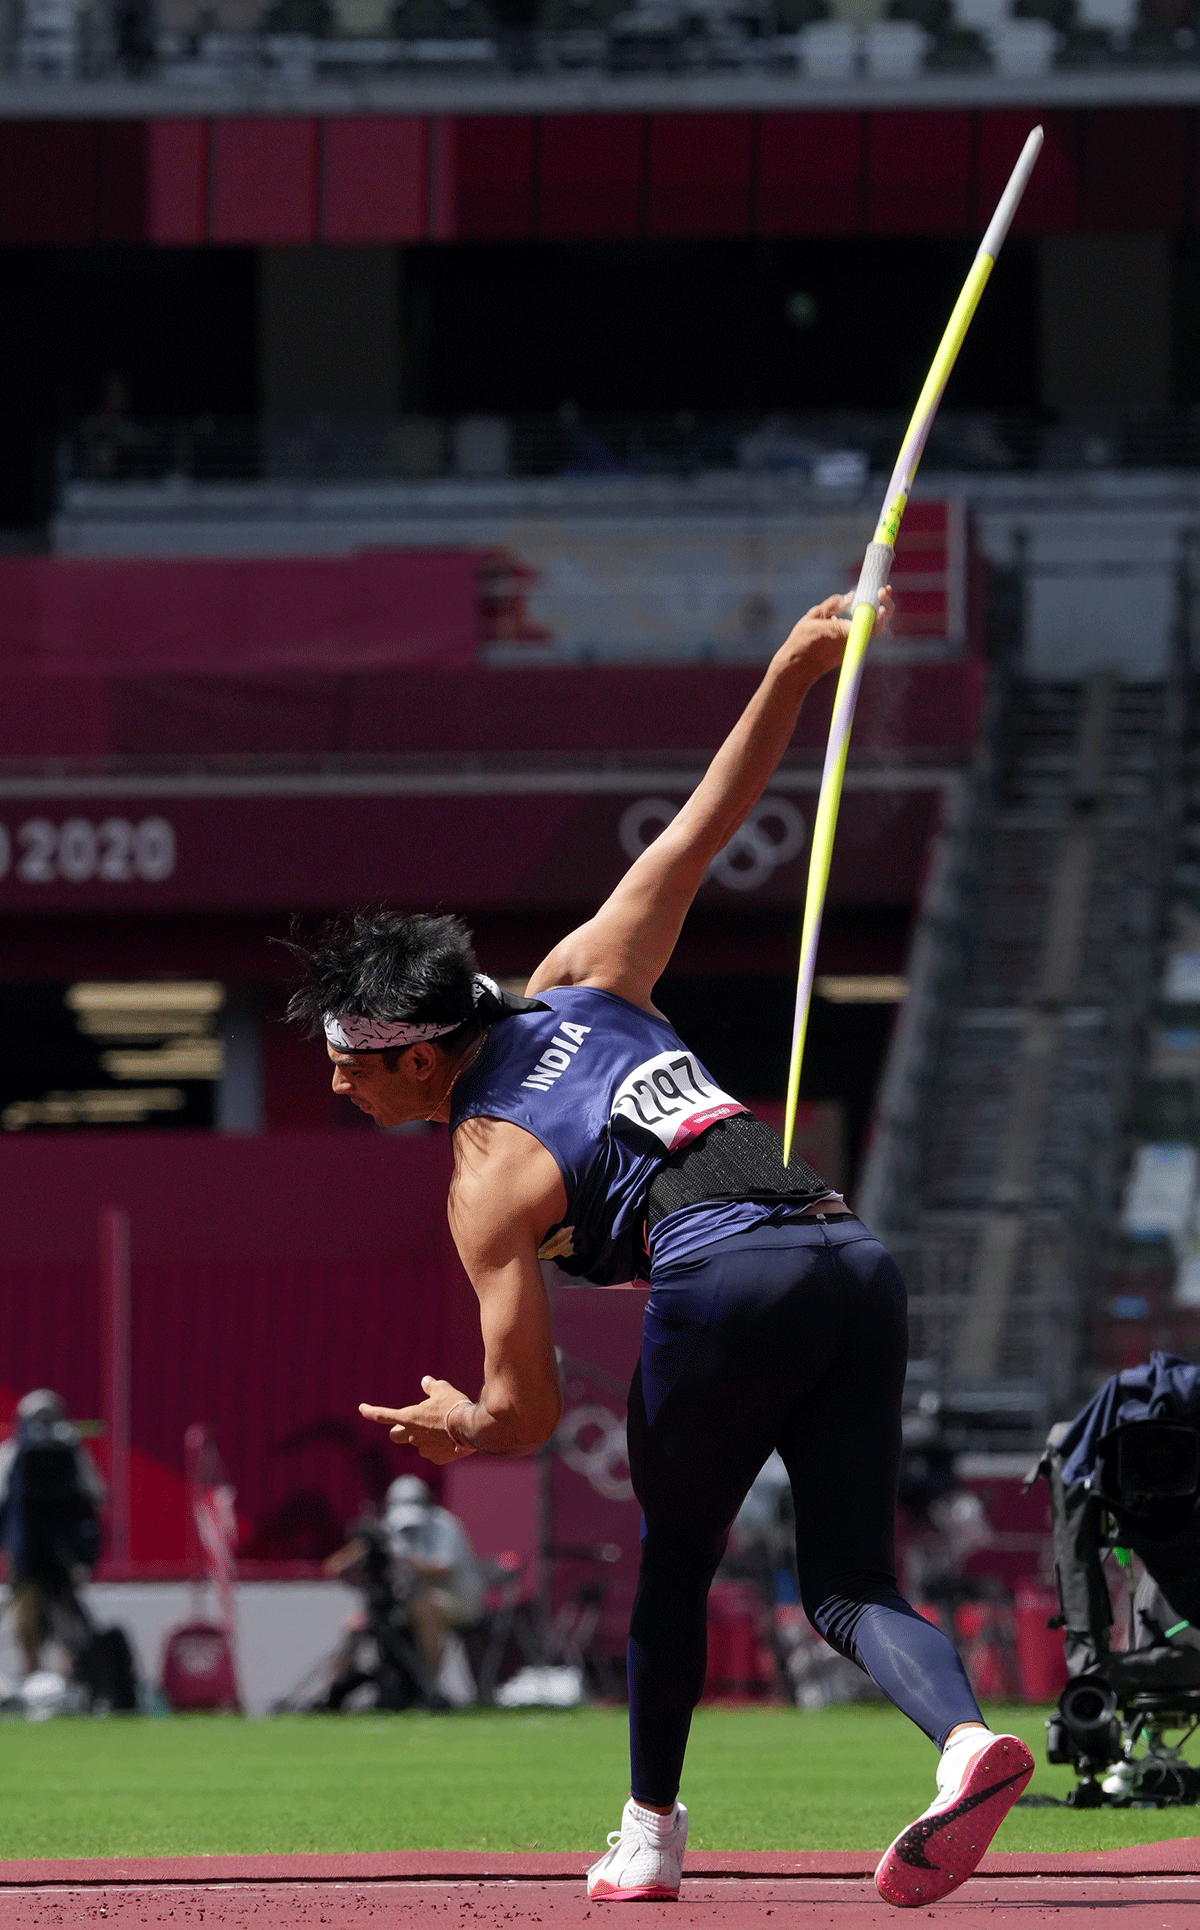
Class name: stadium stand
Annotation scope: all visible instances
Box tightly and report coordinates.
[1100,570,1200,1377]
[860,572,1179,1447]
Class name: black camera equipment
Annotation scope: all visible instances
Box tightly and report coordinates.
[324,1520,443,1712]
[12,1423,102,1575]
[1033,1365,1200,1809]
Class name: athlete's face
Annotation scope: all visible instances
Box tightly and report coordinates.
[327,1041,445,1127]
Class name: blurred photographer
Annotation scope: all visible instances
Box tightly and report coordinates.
[897,1404,991,1624]
[321,1477,481,1708]
[382,1476,482,1680]
[0,1389,104,1677]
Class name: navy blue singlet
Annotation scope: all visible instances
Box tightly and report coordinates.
[449,985,794,1282]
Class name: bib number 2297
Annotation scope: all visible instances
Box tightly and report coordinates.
[611,1049,744,1154]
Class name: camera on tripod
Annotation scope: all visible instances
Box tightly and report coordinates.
[323,1515,442,1712]
[1034,1364,1200,1809]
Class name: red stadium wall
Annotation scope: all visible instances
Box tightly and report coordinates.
[0,1131,484,1571]
[0,109,1189,247]
[0,531,981,1026]
[0,533,983,769]
[0,527,982,924]
[0,550,485,674]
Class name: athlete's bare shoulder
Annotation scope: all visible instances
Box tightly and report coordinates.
[448,1115,568,1258]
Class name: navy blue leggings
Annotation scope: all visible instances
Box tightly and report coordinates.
[626,1214,982,1806]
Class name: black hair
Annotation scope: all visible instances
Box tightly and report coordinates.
[282,908,481,1054]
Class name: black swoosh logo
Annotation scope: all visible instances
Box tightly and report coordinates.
[894,1766,1031,1871]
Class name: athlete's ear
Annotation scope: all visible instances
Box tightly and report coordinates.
[406,1042,441,1082]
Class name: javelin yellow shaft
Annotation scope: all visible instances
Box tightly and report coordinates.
[782,126,1043,1165]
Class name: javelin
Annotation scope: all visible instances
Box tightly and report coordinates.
[781,125,1044,1165]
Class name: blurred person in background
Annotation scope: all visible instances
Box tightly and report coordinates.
[81,373,141,481]
[722,1451,796,1603]
[0,1389,104,1677]
[382,1475,482,1679]
[897,1400,993,1626]
[321,1475,481,1708]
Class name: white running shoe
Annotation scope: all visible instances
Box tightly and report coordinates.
[874,1730,1034,1908]
[586,1797,688,1902]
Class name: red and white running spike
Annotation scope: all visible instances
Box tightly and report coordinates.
[875,1732,1035,1908]
[587,1798,688,1902]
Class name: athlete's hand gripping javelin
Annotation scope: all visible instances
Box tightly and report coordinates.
[358,587,891,1463]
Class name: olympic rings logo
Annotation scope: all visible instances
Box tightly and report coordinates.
[555,1405,634,1503]
[619,796,807,892]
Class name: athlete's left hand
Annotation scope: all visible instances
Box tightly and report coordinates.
[359,1377,476,1465]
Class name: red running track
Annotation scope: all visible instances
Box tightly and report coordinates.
[1,1845,1198,1926]
[2,1843,1199,1926]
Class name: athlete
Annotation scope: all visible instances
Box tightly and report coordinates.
[286,590,1032,1909]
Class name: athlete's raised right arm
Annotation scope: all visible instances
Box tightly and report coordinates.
[526,593,888,1013]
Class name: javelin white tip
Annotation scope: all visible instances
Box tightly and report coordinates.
[979,125,1044,261]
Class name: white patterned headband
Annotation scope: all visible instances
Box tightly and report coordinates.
[324,975,501,1055]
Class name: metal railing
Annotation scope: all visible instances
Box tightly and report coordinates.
[58,407,1200,494]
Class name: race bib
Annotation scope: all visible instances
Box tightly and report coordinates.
[610,1049,745,1155]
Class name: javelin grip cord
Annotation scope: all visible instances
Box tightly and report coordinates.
[781,125,1044,1165]
[854,540,895,614]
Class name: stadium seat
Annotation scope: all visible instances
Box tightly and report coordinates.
[863,16,930,64]
[18,0,81,77]
[1076,0,1135,27]
[795,17,859,68]
[989,13,1058,61]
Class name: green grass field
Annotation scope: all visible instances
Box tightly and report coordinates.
[0,1705,1197,1861]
